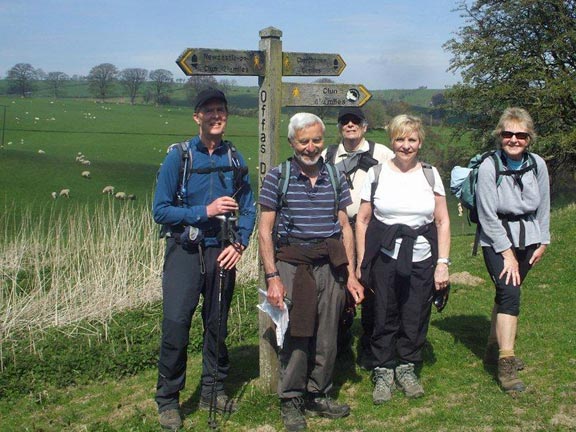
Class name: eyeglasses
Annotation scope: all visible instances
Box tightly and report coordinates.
[501,131,529,140]
[339,116,362,126]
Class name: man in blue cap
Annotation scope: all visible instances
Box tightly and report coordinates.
[153,88,256,430]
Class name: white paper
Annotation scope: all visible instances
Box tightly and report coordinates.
[257,288,289,348]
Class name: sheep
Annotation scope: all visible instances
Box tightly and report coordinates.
[114,191,127,200]
[59,189,70,198]
[127,194,137,200]
[102,185,115,195]
[81,159,91,166]
[51,192,57,199]
[38,149,45,154]
[81,171,91,179]
[75,155,85,162]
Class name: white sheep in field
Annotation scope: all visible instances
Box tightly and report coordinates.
[38,149,45,154]
[75,155,84,162]
[81,171,91,179]
[114,191,127,200]
[102,185,115,195]
[51,192,57,199]
[81,159,91,166]
[59,189,70,198]
[127,194,136,200]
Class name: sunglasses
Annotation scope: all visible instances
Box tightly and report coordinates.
[501,131,530,140]
[339,116,362,125]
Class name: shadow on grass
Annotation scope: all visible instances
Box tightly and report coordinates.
[180,343,260,418]
[431,314,491,361]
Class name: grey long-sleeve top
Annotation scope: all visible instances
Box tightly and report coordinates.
[477,150,551,253]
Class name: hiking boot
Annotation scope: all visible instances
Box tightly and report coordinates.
[395,363,425,398]
[280,397,307,431]
[498,357,526,393]
[483,343,525,370]
[158,408,182,431]
[372,367,394,404]
[199,394,238,414]
[304,394,350,419]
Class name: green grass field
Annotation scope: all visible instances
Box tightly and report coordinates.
[0,204,573,431]
[1,95,574,431]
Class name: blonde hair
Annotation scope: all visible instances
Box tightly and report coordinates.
[492,107,536,142]
[388,114,425,144]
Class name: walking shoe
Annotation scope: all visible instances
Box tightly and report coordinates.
[280,397,307,431]
[199,394,238,413]
[483,343,525,370]
[498,357,526,393]
[395,363,425,398]
[158,408,182,431]
[304,394,350,419]
[372,367,395,404]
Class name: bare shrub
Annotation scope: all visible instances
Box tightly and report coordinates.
[0,201,260,368]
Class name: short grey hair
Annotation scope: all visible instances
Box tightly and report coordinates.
[287,112,325,142]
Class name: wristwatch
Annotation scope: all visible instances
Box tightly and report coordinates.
[437,258,451,266]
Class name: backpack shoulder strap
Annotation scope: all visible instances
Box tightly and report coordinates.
[421,162,435,189]
[325,144,339,164]
[325,162,341,221]
[367,140,375,156]
[276,159,292,211]
[370,164,383,204]
[166,141,192,207]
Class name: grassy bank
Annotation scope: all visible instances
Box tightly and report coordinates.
[0,204,574,431]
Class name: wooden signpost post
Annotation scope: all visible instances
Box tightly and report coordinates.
[176,26,372,393]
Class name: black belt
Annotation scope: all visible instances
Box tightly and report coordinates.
[498,212,535,250]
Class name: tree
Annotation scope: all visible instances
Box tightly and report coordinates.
[149,69,174,105]
[218,78,237,95]
[444,0,576,190]
[46,72,69,98]
[363,100,388,130]
[120,68,148,104]
[6,63,38,96]
[185,76,218,106]
[88,63,118,100]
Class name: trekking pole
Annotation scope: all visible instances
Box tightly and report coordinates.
[208,213,236,430]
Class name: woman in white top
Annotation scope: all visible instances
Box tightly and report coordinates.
[355,114,451,404]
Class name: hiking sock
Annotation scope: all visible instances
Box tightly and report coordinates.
[499,349,515,359]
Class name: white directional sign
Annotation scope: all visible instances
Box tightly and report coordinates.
[176,48,265,76]
[282,83,372,107]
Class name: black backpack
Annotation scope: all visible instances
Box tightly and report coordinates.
[325,141,378,187]
[165,140,245,207]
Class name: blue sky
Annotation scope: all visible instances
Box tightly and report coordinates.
[0,0,466,90]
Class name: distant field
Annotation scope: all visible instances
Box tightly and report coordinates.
[0,95,479,236]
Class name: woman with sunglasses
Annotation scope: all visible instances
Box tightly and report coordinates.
[476,107,550,394]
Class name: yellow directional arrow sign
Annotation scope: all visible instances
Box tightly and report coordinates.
[282,83,372,107]
[282,52,346,76]
[176,48,265,76]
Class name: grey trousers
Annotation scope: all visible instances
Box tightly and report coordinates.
[276,260,346,399]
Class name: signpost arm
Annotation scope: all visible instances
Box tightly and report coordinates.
[257,26,283,393]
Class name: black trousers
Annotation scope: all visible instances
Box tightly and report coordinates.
[482,244,536,316]
[370,253,434,368]
[155,239,235,412]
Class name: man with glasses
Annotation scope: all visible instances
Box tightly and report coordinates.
[153,88,256,430]
[323,107,393,365]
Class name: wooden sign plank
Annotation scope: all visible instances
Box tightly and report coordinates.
[176,48,266,76]
[282,52,346,76]
[282,83,372,107]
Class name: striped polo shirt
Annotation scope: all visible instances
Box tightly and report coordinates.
[259,158,352,240]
